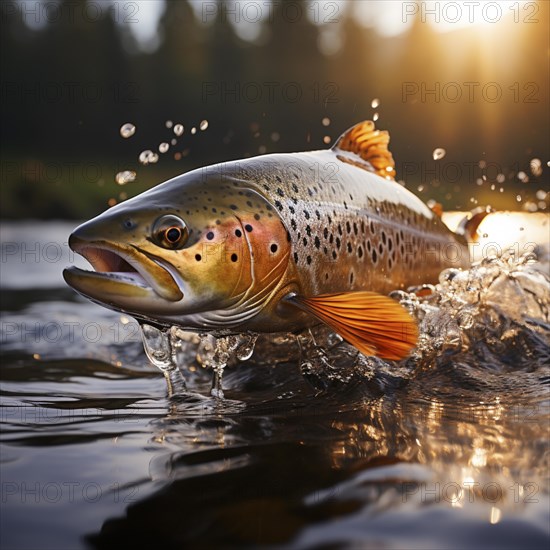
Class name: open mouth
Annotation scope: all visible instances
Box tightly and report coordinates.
[64,240,184,302]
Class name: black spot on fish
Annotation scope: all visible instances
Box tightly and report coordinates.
[206,231,214,240]
[245,224,253,232]
[388,238,393,251]
[344,201,348,210]
[291,219,297,230]
[246,200,253,207]
[274,200,283,212]
[266,204,273,211]
[195,254,202,261]
[270,244,278,253]
[306,225,311,236]
[379,243,384,255]
[303,237,307,246]
[325,273,329,280]
[353,223,358,235]
[235,229,242,237]
[293,252,299,263]
[370,221,375,233]
[254,214,260,221]
[346,221,351,233]
[372,249,377,263]
[338,224,343,236]
[307,188,313,197]
[286,231,291,242]
[347,243,352,253]
[323,246,328,255]
[216,220,221,225]
[230,204,237,210]
[277,188,284,197]
[327,215,332,224]
[336,237,341,249]
[276,176,282,183]
[350,272,354,284]
[212,208,217,213]
[367,241,372,252]
[304,210,310,219]
[314,236,320,249]
[289,206,295,214]
[329,234,334,244]
[315,210,321,219]
[292,197,298,204]
[332,251,337,259]
[231,253,238,262]
[306,255,312,265]
[292,183,299,193]
[382,232,387,245]
[323,228,329,239]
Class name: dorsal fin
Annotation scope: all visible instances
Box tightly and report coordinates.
[332,120,396,180]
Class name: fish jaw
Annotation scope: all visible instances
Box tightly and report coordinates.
[64,232,184,315]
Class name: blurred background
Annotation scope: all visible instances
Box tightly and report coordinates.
[1,0,548,219]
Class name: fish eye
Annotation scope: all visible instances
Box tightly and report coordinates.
[152,215,188,250]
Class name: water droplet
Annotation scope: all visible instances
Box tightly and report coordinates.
[159,142,169,153]
[496,173,505,183]
[235,334,258,361]
[417,185,424,192]
[371,98,380,108]
[373,112,379,121]
[165,120,173,128]
[107,198,117,206]
[191,127,197,135]
[199,119,209,131]
[139,150,159,165]
[517,171,529,183]
[433,148,446,160]
[173,123,184,136]
[322,117,330,127]
[323,135,331,144]
[536,189,547,200]
[115,170,136,185]
[516,195,522,202]
[271,131,280,142]
[171,138,177,146]
[119,122,136,138]
[530,158,542,177]
[258,145,267,154]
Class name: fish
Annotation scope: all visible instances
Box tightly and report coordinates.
[64,120,477,360]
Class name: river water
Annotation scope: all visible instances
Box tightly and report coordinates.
[1,219,549,549]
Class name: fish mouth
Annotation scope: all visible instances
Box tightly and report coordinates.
[63,238,183,304]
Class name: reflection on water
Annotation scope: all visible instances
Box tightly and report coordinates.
[0,221,549,549]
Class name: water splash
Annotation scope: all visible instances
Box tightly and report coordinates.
[137,253,548,398]
[194,333,258,398]
[140,323,187,396]
[115,170,136,185]
[119,123,136,138]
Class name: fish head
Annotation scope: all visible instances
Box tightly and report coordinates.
[63,172,292,329]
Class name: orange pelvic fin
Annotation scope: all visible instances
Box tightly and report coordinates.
[332,120,396,180]
[285,291,418,360]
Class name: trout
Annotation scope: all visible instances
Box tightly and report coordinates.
[64,121,473,360]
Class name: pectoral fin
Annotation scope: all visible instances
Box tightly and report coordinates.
[285,291,418,360]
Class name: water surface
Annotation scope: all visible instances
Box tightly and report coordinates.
[1,221,549,549]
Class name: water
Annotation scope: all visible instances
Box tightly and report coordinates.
[1,221,549,549]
